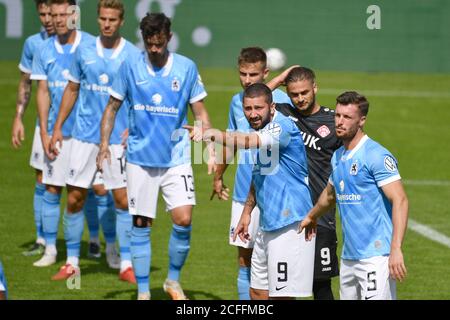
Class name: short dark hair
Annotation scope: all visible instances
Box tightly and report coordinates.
[98,0,124,20]
[238,47,267,67]
[285,66,315,85]
[140,13,171,39]
[336,91,369,116]
[35,0,50,7]
[49,0,77,5]
[243,83,273,105]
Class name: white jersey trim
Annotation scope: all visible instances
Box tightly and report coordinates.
[109,88,124,101]
[345,134,369,160]
[189,91,207,104]
[145,52,173,77]
[54,30,82,54]
[67,73,80,84]
[30,74,47,81]
[96,37,126,59]
[377,174,401,187]
[19,63,31,74]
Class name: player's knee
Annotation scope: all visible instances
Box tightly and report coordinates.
[67,193,85,213]
[113,195,128,210]
[133,215,152,228]
[238,247,252,267]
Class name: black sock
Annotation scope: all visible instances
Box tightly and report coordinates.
[313,279,334,300]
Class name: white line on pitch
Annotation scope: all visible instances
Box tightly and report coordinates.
[403,179,450,187]
[408,219,450,248]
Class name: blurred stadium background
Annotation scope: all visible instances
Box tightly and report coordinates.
[0,0,449,299]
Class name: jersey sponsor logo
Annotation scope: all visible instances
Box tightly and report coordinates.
[339,180,345,192]
[350,162,358,175]
[83,83,109,93]
[337,180,362,203]
[384,156,397,172]
[152,94,162,105]
[171,78,180,92]
[133,104,179,116]
[61,69,70,80]
[301,132,321,151]
[316,125,331,138]
[99,73,109,85]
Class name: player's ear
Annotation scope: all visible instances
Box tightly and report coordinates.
[168,32,173,42]
[359,115,366,128]
[313,82,318,95]
[263,67,269,80]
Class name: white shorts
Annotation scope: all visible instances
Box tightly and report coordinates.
[229,201,260,248]
[340,255,396,300]
[43,137,72,187]
[250,222,316,298]
[29,126,44,171]
[65,139,102,188]
[126,162,196,218]
[102,144,127,190]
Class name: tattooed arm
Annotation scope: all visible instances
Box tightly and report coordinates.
[97,96,123,171]
[11,72,33,148]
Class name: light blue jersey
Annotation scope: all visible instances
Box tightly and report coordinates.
[0,260,7,299]
[19,31,52,127]
[252,112,312,231]
[31,31,95,137]
[110,52,207,167]
[68,37,140,144]
[228,89,291,202]
[19,31,51,74]
[330,135,401,260]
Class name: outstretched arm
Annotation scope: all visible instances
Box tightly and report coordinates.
[11,72,33,148]
[97,96,123,171]
[382,180,408,282]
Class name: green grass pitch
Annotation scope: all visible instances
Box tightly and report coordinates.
[0,62,449,299]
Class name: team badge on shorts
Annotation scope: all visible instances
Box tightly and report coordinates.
[316,125,331,138]
[34,152,40,160]
[129,197,136,208]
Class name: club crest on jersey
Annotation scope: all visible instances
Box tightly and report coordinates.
[350,162,358,175]
[339,180,345,192]
[316,125,331,138]
[171,78,180,92]
[152,94,162,105]
[264,123,282,137]
[384,156,397,172]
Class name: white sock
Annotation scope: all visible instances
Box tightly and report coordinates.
[36,237,46,246]
[45,244,57,256]
[120,260,132,273]
[67,256,79,267]
[106,243,116,253]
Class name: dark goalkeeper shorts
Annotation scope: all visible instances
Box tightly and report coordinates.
[313,225,339,281]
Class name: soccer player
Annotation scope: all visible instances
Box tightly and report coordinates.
[11,0,55,257]
[211,47,291,300]
[48,0,138,282]
[188,83,316,300]
[97,12,213,300]
[300,91,409,300]
[0,260,7,300]
[268,66,341,300]
[30,0,96,271]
